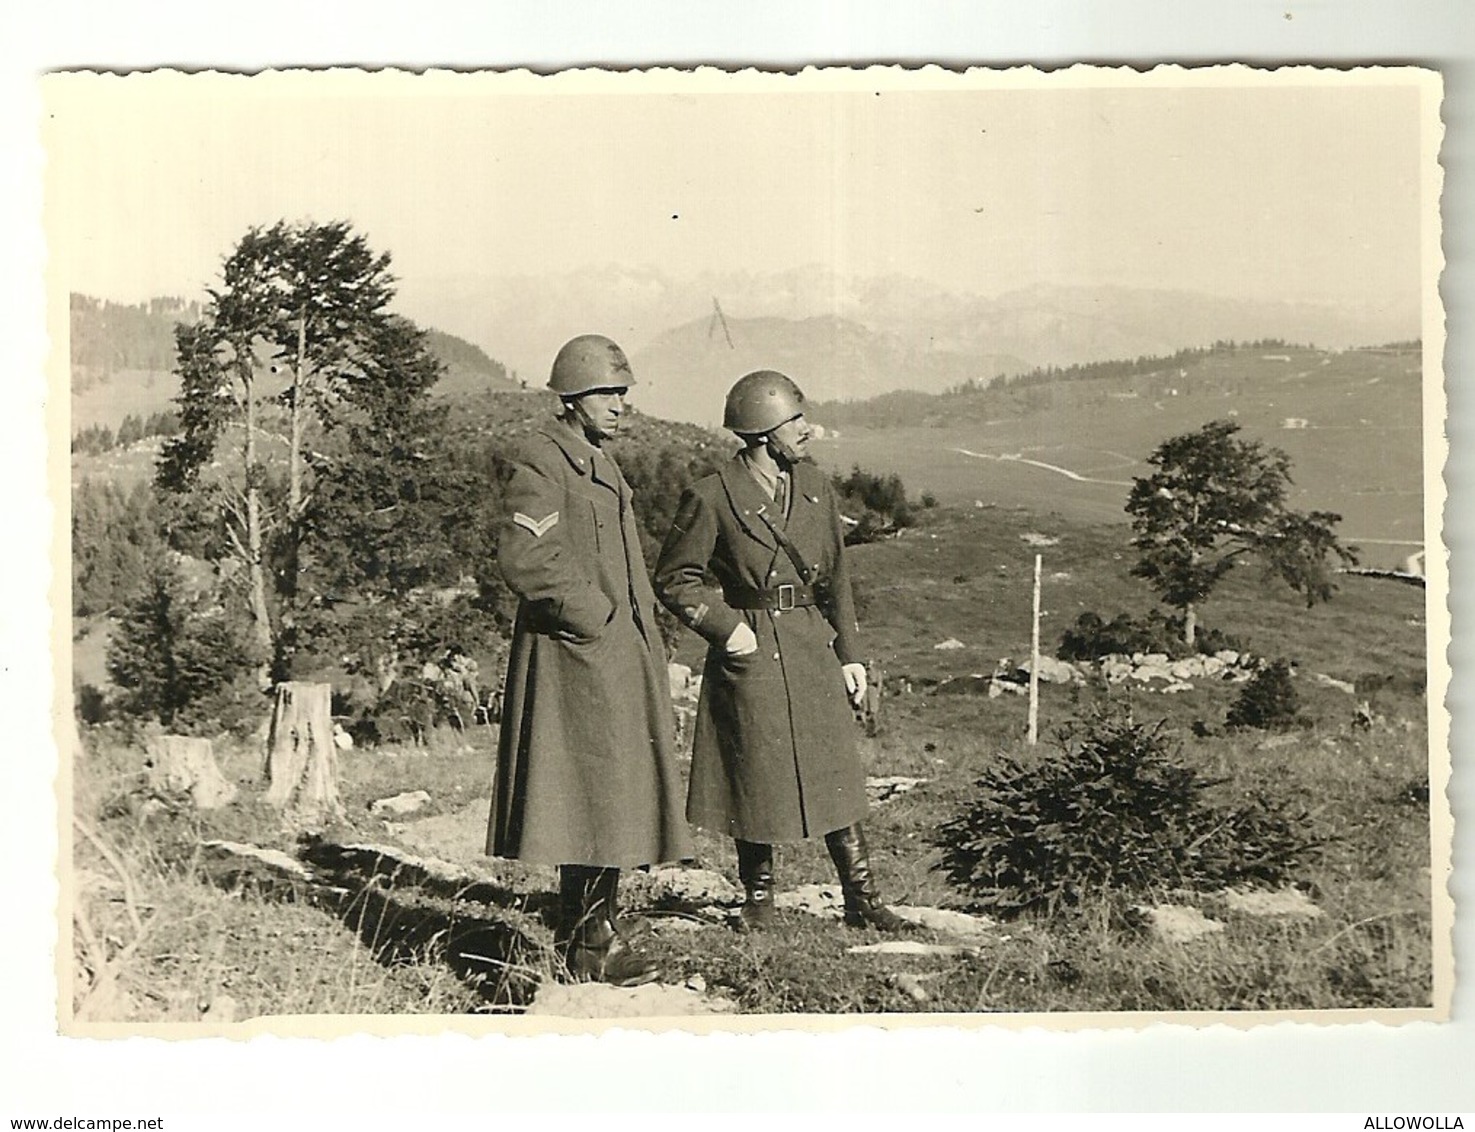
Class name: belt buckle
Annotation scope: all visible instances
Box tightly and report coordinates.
[777,583,796,611]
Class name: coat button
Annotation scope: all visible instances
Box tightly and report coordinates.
[772,652,780,661]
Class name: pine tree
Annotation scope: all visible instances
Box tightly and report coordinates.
[156,220,421,680]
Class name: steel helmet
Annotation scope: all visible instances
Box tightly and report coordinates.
[723,370,806,435]
[548,334,636,396]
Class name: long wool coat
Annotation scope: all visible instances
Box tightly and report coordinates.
[654,456,869,844]
[486,418,692,869]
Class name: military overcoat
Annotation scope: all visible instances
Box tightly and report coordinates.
[486,418,691,869]
[654,455,869,843]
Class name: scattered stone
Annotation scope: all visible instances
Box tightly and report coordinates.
[1028,656,1080,685]
[202,840,315,882]
[1215,650,1240,666]
[1221,888,1323,919]
[1169,658,1203,681]
[1019,532,1060,547]
[934,638,966,651]
[988,677,1028,698]
[1137,904,1225,944]
[647,867,743,907]
[1312,673,1357,695]
[866,775,928,804]
[333,841,480,888]
[683,974,708,994]
[333,724,354,751]
[369,790,432,819]
[891,906,998,941]
[774,883,845,919]
[848,940,980,957]
[1159,681,1194,694]
[528,981,735,1018]
[887,973,932,1002]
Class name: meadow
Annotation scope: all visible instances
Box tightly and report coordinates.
[812,344,1426,571]
[69,497,1436,1022]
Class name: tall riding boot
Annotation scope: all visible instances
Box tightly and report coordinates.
[557,865,662,987]
[824,824,915,933]
[735,839,777,932]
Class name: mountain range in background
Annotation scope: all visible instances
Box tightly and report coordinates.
[69,264,1421,433]
[392,266,1419,426]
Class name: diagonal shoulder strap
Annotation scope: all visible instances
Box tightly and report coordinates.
[754,504,818,585]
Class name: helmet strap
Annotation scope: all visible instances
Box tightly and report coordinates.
[765,431,803,468]
[560,398,607,446]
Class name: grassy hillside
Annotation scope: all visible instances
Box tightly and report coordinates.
[71,496,1434,1020]
[809,343,1426,570]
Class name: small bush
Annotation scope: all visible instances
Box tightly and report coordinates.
[833,466,916,544]
[1226,659,1306,731]
[1056,610,1242,662]
[932,712,1320,917]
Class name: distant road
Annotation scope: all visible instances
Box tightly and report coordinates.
[951,447,1134,487]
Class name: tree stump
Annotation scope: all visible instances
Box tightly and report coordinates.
[263,681,343,821]
[145,735,238,809]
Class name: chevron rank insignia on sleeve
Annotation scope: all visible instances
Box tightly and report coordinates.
[513,511,559,538]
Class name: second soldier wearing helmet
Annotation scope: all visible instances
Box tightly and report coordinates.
[654,370,913,933]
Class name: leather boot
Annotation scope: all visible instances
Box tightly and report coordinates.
[824,824,915,933]
[557,866,661,987]
[735,839,777,932]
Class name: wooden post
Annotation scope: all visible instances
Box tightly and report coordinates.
[1028,553,1042,745]
[263,681,343,821]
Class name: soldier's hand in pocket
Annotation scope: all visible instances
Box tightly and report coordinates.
[725,622,759,656]
[842,662,867,708]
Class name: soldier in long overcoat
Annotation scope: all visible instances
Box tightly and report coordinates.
[487,334,691,985]
[654,370,911,933]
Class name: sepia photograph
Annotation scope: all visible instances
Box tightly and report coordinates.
[45,63,1449,1035]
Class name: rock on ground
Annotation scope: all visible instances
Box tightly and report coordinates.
[1221,888,1323,918]
[892,905,999,941]
[1027,656,1081,685]
[369,790,432,818]
[866,775,927,804]
[527,981,735,1017]
[848,940,981,958]
[1137,904,1225,944]
[887,973,933,1002]
[934,638,966,651]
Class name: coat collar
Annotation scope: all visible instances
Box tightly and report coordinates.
[541,418,625,495]
[719,454,823,548]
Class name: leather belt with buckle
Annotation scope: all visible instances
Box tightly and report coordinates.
[724,582,820,611]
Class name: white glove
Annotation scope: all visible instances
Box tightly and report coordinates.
[725,622,759,656]
[842,662,867,708]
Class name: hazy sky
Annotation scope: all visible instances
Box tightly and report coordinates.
[45,68,1432,309]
